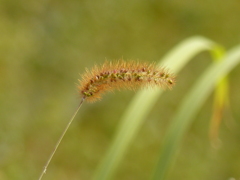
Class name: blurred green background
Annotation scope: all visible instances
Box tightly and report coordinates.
[1,0,240,180]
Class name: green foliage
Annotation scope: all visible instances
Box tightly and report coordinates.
[94,36,240,180]
[1,1,240,179]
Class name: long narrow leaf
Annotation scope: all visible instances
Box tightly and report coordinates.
[153,45,240,180]
[209,48,229,147]
[93,36,221,180]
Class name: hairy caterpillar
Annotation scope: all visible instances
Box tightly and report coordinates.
[78,60,175,102]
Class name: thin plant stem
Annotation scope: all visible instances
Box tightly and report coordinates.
[38,97,85,180]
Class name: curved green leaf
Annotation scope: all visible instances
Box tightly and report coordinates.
[153,45,240,180]
[93,36,223,180]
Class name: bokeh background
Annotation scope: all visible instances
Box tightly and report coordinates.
[1,0,240,180]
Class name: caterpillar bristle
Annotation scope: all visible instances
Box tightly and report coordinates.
[78,59,175,102]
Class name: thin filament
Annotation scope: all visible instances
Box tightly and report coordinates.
[38,97,85,180]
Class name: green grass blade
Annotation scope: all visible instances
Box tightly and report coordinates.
[93,36,220,180]
[209,76,229,147]
[209,47,229,147]
[152,45,240,180]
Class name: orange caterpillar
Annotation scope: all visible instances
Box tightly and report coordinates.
[78,60,175,102]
